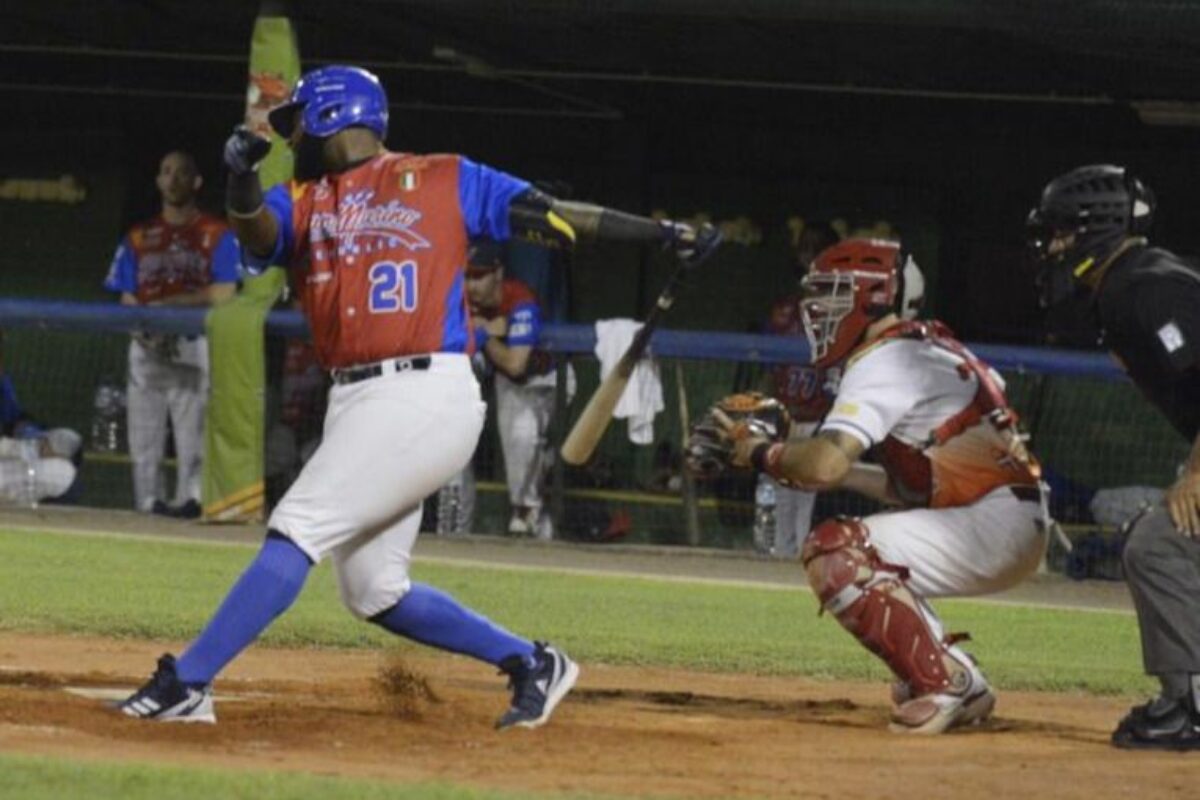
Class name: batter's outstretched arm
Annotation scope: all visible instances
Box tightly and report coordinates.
[223,126,278,258]
[509,189,719,265]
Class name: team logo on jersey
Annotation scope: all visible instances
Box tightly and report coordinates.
[310,189,431,253]
[399,170,420,192]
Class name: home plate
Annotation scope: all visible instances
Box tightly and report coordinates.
[64,687,254,703]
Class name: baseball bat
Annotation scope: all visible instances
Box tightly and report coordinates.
[560,260,692,466]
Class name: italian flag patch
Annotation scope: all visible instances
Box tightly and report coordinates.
[400,170,420,191]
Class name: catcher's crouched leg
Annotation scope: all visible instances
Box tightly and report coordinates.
[801,517,995,734]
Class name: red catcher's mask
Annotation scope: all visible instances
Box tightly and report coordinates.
[800,238,902,368]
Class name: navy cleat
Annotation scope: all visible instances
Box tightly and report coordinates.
[495,642,579,730]
[119,654,215,724]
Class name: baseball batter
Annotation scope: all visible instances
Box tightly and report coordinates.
[691,238,1046,734]
[120,65,713,727]
[103,151,240,517]
[465,239,560,538]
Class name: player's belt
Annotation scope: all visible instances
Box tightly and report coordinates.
[1009,485,1041,503]
[331,355,433,385]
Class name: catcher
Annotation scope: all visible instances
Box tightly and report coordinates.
[688,238,1047,734]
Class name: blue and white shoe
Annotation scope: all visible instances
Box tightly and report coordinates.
[119,653,216,724]
[495,642,579,730]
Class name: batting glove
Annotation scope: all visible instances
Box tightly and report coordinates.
[224,125,273,176]
[661,220,722,267]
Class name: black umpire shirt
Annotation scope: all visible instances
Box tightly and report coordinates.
[1095,243,1200,442]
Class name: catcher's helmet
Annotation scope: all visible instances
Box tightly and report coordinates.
[268,65,388,141]
[800,238,903,368]
[1027,164,1155,306]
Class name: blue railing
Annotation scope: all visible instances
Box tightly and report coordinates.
[0,298,1124,380]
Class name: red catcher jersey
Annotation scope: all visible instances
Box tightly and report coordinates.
[766,293,832,422]
[248,152,530,369]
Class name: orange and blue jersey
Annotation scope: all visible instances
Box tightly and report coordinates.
[473,277,554,378]
[104,214,240,304]
[766,292,832,423]
[244,152,530,369]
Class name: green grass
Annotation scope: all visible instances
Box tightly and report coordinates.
[0,753,617,800]
[0,527,1153,696]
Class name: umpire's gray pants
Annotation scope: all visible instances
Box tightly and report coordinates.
[1123,505,1200,675]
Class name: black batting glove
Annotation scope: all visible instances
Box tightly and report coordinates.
[223,125,272,176]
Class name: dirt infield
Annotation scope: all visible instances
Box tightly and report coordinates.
[0,632,1193,799]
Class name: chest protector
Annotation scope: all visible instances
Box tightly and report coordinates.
[859,321,1040,509]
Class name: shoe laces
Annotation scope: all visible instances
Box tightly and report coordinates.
[499,646,548,714]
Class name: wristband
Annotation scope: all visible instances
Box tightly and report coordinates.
[474,325,489,351]
[751,442,786,479]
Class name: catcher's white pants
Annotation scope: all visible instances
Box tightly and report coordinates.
[495,373,556,512]
[269,354,485,618]
[126,337,208,511]
[864,486,1047,598]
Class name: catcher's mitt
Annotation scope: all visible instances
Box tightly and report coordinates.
[685,392,790,479]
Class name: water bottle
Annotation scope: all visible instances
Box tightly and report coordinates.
[19,438,39,508]
[90,382,124,453]
[436,483,461,535]
[753,474,777,555]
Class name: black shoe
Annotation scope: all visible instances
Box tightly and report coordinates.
[172,499,201,520]
[118,654,215,723]
[495,642,579,730]
[150,500,173,517]
[1112,697,1200,751]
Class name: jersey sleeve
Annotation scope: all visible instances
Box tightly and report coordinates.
[211,230,242,283]
[1131,280,1200,375]
[505,301,542,347]
[242,184,296,274]
[819,344,925,447]
[457,157,531,241]
[103,236,138,294]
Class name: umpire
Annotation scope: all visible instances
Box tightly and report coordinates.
[1029,164,1200,750]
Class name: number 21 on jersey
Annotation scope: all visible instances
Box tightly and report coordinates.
[368,260,418,313]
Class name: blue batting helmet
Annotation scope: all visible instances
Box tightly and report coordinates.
[268,65,388,140]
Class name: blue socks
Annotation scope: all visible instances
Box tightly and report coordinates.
[175,533,312,685]
[370,583,535,667]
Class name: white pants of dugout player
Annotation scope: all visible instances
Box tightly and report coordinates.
[802,486,1047,733]
[496,372,557,538]
[126,336,207,512]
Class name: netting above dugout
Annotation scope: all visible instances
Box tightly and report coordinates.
[0,300,1188,554]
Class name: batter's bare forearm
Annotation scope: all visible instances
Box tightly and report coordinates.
[508,190,665,249]
[226,170,277,257]
[550,200,663,244]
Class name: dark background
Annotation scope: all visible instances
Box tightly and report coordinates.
[5,0,1200,342]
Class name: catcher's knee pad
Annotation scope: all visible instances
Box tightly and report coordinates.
[801,517,970,697]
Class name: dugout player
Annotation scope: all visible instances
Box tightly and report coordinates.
[103,151,240,518]
[1029,165,1200,750]
[756,222,839,557]
[693,238,1046,734]
[119,66,717,728]
[465,239,560,538]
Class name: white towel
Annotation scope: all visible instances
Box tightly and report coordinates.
[594,319,664,445]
